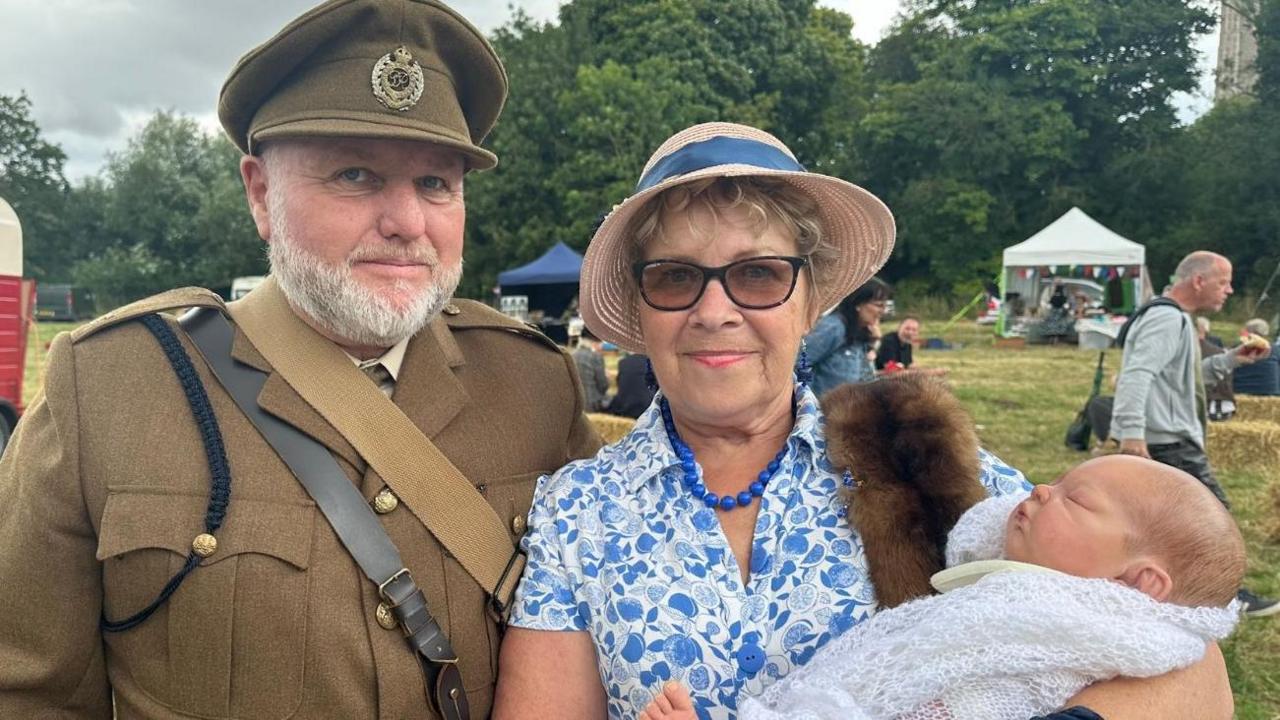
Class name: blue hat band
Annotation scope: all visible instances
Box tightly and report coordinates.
[635,136,807,192]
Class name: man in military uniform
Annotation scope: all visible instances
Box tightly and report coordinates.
[0,1,600,717]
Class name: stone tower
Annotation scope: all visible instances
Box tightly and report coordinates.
[1216,0,1259,100]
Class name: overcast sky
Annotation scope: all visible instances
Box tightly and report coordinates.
[0,0,1217,181]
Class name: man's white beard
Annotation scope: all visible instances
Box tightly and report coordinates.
[266,196,462,349]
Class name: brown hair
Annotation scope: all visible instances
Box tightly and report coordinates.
[1123,471,1246,607]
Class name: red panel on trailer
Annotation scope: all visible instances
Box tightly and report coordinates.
[0,275,33,413]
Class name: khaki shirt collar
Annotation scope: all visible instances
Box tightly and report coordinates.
[346,335,411,381]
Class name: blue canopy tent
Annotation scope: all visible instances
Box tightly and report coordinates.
[497,242,584,343]
[497,241,583,286]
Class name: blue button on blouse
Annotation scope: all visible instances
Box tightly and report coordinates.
[736,644,766,675]
[509,384,1030,720]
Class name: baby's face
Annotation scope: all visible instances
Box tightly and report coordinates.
[1004,462,1135,577]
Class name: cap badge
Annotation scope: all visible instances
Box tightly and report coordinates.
[372,46,425,112]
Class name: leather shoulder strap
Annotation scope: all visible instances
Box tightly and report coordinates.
[228,280,525,611]
[181,308,469,720]
[1116,296,1185,348]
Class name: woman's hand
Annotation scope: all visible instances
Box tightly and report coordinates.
[1062,643,1232,719]
[492,628,607,720]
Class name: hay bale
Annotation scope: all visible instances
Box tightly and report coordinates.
[588,413,636,445]
[1208,420,1280,472]
[1234,395,1280,426]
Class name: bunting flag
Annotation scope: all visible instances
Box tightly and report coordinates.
[1117,267,1127,278]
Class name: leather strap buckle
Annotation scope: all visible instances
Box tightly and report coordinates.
[378,567,414,607]
[487,549,525,621]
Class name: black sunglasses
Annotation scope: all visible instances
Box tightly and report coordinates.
[632,255,809,312]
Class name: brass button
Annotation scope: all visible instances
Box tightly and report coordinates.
[192,533,218,557]
[442,303,461,316]
[375,602,398,630]
[510,515,527,535]
[372,488,399,514]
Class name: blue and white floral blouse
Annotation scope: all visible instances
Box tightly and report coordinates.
[509,385,1030,720]
[804,313,874,395]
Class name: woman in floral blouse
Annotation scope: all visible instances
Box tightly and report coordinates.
[492,123,1232,720]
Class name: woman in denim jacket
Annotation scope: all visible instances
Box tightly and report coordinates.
[804,277,892,395]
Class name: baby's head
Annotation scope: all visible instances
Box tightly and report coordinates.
[1004,455,1245,607]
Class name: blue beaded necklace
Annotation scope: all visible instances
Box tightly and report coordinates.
[659,396,790,512]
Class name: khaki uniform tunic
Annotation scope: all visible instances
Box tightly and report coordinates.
[0,286,601,719]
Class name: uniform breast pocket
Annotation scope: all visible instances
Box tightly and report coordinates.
[97,488,315,719]
[483,470,542,545]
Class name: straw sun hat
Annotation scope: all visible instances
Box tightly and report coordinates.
[579,122,896,353]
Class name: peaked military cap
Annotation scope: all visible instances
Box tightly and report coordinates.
[218,0,507,169]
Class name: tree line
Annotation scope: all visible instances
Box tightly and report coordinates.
[2,0,1278,313]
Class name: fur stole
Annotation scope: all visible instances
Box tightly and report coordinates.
[821,374,988,608]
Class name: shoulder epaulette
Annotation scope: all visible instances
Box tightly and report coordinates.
[71,287,226,343]
[442,299,561,352]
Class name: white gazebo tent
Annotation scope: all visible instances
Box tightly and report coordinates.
[999,207,1149,336]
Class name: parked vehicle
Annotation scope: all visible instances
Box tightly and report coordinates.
[1037,279,1104,312]
[0,197,36,455]
[231,275,266,300]
[35,283,95,321]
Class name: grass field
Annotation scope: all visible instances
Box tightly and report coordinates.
[20,317,1279,716]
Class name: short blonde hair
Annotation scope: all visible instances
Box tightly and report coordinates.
[1123,472,1245,607]
[624,177,838,313]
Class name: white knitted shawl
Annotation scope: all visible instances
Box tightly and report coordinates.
[738,495,1240,720]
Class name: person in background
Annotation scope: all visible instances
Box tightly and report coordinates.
[1232,318,1280,396]
[1196,317,1235,421]
[876,314,918,371]
[605,352,657,419]
[1072,291,1091,319]
[1048,280,1068,311]
[875,314,947,377]
[804,276,891,394]
[1196,316,1225,349]
[1111,250,1277,617]
[1038,278,1074,343]
[573,326,611,412]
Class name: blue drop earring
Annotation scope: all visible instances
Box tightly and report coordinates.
[645,358,658,391]
[796,341,813,386]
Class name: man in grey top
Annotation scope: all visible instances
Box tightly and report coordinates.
[572,327,610,413]
[1112,250,1277,616]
